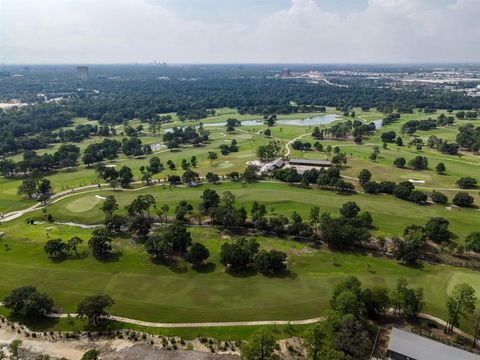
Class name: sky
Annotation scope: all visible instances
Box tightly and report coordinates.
[0,0,479,64]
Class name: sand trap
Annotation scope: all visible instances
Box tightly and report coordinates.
[105,164,117,168]
[95,195,107,200]
[408,179,426,184]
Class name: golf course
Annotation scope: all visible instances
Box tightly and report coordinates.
[1,104,480,339]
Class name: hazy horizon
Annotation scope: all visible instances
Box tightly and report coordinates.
[1,0,480,64]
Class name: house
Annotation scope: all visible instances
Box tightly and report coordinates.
[387,327,480,360]
[263,158,285,172]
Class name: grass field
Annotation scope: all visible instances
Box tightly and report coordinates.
[0,221,479,330]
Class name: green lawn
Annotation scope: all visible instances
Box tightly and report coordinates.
[0,222,479,330]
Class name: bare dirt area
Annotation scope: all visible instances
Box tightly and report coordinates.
[102,345,239,360]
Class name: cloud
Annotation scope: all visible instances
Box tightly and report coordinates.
[0,0,479,63]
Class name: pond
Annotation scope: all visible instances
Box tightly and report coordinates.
[164,114,340,132]
[205,114,339,127]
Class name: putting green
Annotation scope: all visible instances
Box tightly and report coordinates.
[446,272,480,295]
[217,161,234,169]
[65,196,102,213]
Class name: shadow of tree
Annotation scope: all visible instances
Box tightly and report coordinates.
[192,262,216,273]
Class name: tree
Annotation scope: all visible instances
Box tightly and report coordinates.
[160,222,192,254]
[68,236,83,256]
[220,238,259,272]
[436,162,446,174]
[77,295,115,327]
[145,233,173,262]
[101,195,118,220]
[255,250,287,274]
[390,278,424,318]
[409,156,428,170]
[304,323,326,360]
[81,349,100,360]
[425,217,450,243]
[446,283,477,333]
[393,157,406,168]
[3,286,53,318]
[457,177,477,189]
[190,155,197,167]
[149,156,162,173]
[256,141,280,162]
[241,328,277,360]
[168,175,181,185]
[175,200,193,221]
[243,165,259,183]
[44,239,69,260]
[431,190,448,204]
[309,206,320,234]
[201,188,220,214]
[361,287,390,319]
[339,202,360,218]
[17,178,38,199]
[129,215,152,243]
[381,131,396,143]
[331,313,372,358]
[453,192,474,207]
[394,225,426,265]
[206,172,220,184]
[358,169,371,186]
[118,166,134,188]
[207,151,218,166]
[88,228,113,260]
[158,204,169,224]
[127,194,156,220]
[466,232,480,253]
[409,190,427,204]
[182,168,199,184]
[185,242,210,266]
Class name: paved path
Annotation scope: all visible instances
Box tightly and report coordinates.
[285,133,311,157]
[50,313,326,328]
[0,302,473,338]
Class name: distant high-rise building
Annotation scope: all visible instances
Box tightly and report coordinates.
[76,66,89,81]
[281,68,292,77]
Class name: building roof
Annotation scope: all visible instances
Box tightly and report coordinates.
[271,159,285,167]
[289,159,332,166]
[264,158,285,172]
[388,328,480,360]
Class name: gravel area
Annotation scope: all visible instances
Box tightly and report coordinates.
[102,344,240,360]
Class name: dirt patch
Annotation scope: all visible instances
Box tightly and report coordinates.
[102,345,240,360]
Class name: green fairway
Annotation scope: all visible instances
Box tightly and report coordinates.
[0,221,478,328]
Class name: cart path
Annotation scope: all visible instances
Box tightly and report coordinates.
[0,302,474,340]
